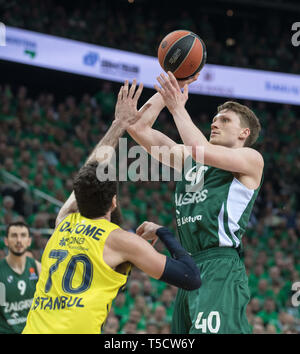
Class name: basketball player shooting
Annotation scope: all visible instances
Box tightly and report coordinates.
[22,80,201,334]
[126,71,264,334]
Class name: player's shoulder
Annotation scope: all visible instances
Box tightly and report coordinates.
[106,227,139,253]
[0,258,6,269]
[242,147,264,167]
[107,227,134,242]
[55,211,78,230]
[0,257,9,267]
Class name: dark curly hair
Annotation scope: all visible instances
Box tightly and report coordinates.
[6,221,30,237]
[73,161,118,219]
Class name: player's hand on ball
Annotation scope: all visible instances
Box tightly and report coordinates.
[136,221,161,246]
[177,71,200,89]
[114,79,151,129]
[154,71,189,114]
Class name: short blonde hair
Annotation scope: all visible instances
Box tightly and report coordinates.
[217,101,261,147]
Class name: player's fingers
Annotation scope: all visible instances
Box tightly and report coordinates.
[161,73,175,92]
[118,86,123,100]
[168,71,181,90]
[151,237,158,247]
[183,83,189,97]
[185,73,199,86]
[136,221,147,235]
[133,82,144,103]
[128,79,137,99]
[193,72,200,81]
[154,84,165,96]
[156,75,167,89]
[123,80,129,98]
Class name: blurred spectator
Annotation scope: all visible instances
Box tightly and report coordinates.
[3,0,300,74]
[257,298,279,327]
[103,314,120,334]
[125,280,142,309]
[0,196,19,224]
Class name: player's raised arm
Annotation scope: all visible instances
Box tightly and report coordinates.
[55,80,150,227]
[126,90,186,170]
[126,76,198,171]
[105,222,201,291]
[155,71,264,182]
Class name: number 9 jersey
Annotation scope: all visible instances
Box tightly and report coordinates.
[23,213,131,334]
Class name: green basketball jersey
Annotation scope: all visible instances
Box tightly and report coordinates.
[175,156,262,254]
[0,257,39,334]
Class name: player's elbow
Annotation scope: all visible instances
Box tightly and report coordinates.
[160,256,202,291]
[184,269,202,291]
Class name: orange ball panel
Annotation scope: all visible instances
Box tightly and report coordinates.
[173,37,204,79]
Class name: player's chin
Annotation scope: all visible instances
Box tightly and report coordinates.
[209,135,220,145]
[10,247,26,256]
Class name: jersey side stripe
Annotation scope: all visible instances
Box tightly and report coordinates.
[227,179,255,248]
[217,202,233,247]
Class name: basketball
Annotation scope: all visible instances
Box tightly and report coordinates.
[157,30,207,80]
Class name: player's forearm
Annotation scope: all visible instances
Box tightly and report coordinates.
[156,227,201,290]
[86,120,125,164]
[127,92,164,136]
[172,106,209,151]
[56,121,125,223]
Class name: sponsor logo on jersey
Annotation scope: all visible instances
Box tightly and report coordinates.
[175,189,208,206]
[29,267,38,281]
[59,221,105,241]
[4,299,33,313]
[176,214,203,226]
[184,165,208,192]
[7,312,28,326]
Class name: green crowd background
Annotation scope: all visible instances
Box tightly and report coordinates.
[1,0,300,334]
[0,80,300,334]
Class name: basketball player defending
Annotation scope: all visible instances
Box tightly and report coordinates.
[126,72,264,334]
[23,81,201,334]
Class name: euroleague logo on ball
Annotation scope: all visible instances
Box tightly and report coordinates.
[161,40,167,49]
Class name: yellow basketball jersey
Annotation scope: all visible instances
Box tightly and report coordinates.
[23,213,131,334]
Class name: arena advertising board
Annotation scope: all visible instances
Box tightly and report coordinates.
[1,26,300,105]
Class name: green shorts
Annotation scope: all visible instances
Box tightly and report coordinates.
[172,247,251,334]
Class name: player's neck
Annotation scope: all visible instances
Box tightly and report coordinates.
[6,253,27,275]
[92,212,111,222]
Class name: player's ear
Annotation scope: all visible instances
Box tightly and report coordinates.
[27,234,32,248]
[239,127,250,141]
[4,237,8,247]
[111,195,117,210]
